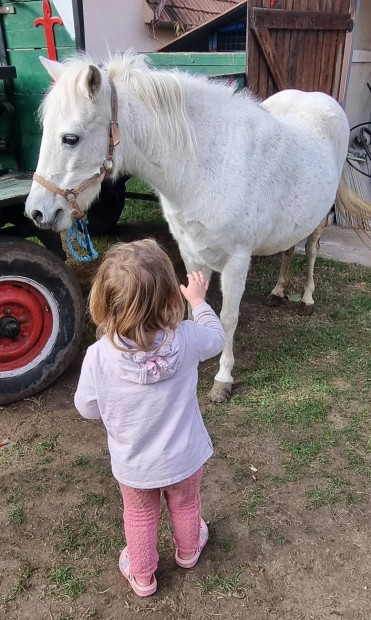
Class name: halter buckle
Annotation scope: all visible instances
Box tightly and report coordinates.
[103,158,114,172]
[66,190,78,202]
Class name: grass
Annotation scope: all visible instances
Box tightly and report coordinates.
[81,492,107,508]
[1,229,371,616]
[240,488,265,523]
[1,562,35,605]
[120,177,162,225]
[8,503,25,525]
[208,521,236,553]
[0,440,29,465]
[305,476,359,510]
[54,495,123,558]
[196,566,245,595]
[73,454,92,467]
[36,433,59,455]
[48,565,85,599]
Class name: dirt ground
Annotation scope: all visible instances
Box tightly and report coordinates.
[1,222,371,620]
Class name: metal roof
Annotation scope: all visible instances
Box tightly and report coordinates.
[146,1,242,27]
[156,1,247,51]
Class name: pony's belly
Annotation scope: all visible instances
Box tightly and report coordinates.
[252,238,299,256]
[252,222,321,256]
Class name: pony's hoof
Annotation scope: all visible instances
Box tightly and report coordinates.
[264,294,286,307]
[209,381,233,402]
[297,302,315,316]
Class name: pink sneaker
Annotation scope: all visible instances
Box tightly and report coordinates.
[175,518,209,569]
[119,547,157,597]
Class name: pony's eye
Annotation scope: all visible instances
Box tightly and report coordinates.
[62,134,80,146]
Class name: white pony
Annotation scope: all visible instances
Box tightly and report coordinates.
[25,52,370,402]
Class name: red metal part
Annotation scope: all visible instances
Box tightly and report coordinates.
[34,0,63,62]
[270,0,276,7]
[0,281,53,371]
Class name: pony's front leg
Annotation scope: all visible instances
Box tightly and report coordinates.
[180,251,212,318]
[209,255,251,403]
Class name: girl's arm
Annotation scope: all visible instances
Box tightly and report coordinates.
[74,350,101,420]
[192,302,225,361]
[180,271,225,362]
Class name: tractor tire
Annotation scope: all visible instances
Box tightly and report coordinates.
[0,236,84,405]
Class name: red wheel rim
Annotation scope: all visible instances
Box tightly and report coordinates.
[0,281,53,371]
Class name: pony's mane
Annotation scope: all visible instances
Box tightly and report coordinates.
[39,51,254,150]
[106,51,195,149]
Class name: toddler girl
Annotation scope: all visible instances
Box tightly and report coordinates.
[74,239,225,597]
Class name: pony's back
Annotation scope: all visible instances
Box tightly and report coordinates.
[262,89,349,175]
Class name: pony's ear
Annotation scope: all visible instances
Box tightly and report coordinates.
[39,55,66,81]
[86,65,102,100]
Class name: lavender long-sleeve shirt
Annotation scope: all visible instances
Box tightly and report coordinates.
[74,303,225,489]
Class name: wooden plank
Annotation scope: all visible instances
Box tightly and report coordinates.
[257,0,270,99]
[0,174,32,202]
[287,0,301,87]
[252,26,287,90]
[317,0,332,93]
[262,0,274,98]
[7,48,77,94]
[331,0,350,98]
[319,0,338,94]
[246,0,261,96]
[251,7,353,30]
[268,0,287,98]
[281,0,294,94]
[11,92,43,169]
[304,0,320,90]
[295,0,308,91]
[1,1,74,50]
[148,52,246,69]
[312,0,326,90]
[256,0,268,100]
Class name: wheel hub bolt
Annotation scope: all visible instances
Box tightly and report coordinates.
[0,316,21,339]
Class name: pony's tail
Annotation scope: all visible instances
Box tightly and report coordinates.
[334,172,371,230]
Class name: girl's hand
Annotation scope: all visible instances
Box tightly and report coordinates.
[180,271,209,308]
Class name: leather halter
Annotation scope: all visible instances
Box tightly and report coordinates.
[33,78,120,220]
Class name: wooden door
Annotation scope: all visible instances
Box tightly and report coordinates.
[246,0,353,100]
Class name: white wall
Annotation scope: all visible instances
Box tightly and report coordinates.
[344,0,371,129]
[83,0,174,59]
[343,0,371,204]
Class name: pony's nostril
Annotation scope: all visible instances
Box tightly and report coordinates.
[31,209,43,223]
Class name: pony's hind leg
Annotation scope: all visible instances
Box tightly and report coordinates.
[298,217,327,316]
[265,246,295,306]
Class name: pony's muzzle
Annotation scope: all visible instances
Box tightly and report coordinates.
[30,206,65,229]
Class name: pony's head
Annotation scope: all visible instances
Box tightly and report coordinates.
[25,55,116,231]
[26,51,194,231]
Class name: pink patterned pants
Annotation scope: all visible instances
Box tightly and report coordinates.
[119,467,203,579]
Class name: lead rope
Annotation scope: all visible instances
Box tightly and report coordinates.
[64,76,120,262]
[66,218,99,262]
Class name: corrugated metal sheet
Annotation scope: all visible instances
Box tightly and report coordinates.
[146,1,241,27]
[157,1,247,52]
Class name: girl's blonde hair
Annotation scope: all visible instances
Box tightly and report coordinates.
[89,239,185,351]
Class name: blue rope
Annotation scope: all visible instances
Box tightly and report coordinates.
[66,218,99,262]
